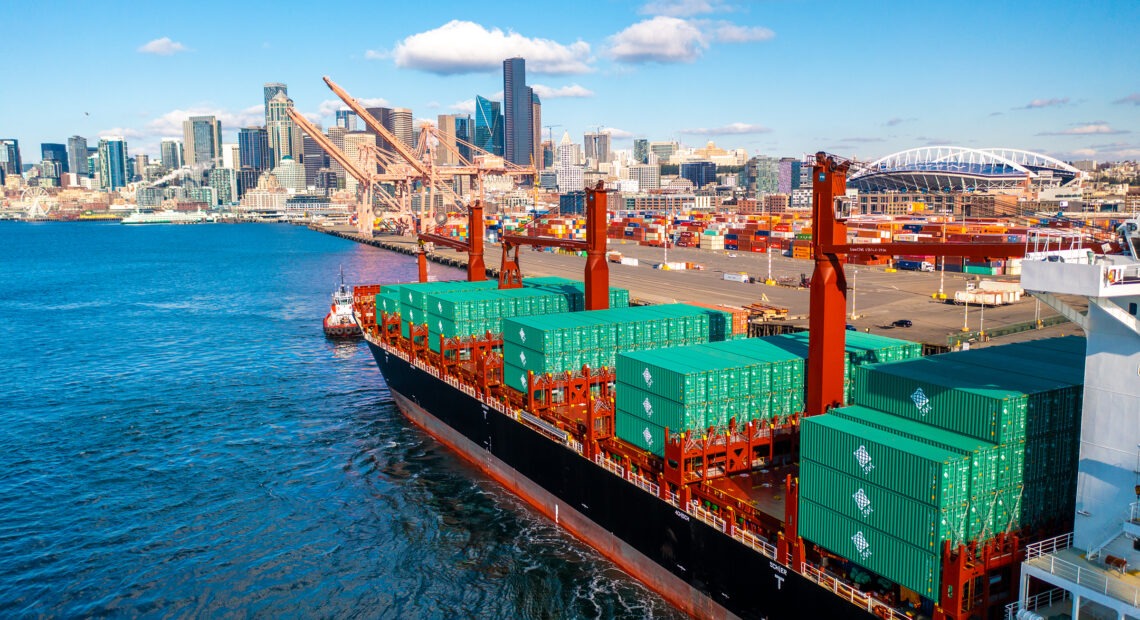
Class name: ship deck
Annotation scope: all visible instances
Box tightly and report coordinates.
[706,464,795,524]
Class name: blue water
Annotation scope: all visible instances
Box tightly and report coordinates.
[0,222,680,618]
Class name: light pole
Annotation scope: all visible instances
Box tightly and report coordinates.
[850,269,859,320]
[962,298,970,332]
[980,300,986,340]
[767,247,774,284]
[938,257,945,299]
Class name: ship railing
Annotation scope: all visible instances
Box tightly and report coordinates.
[567,438,583,455]
[800,562,909,620]
[595,454,626,480]
[664,490,680,508]
[688,501,727,533]
[730,528,777,561]
[1028,546,1140,607]
[1004,587,1070,620]
[630,474,660,498]
[1025,532,1072,559]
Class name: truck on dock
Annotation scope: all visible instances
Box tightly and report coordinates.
[952,280,1023,306]
[896,259,935,272]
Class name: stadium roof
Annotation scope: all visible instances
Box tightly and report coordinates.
[848,146,1082,192]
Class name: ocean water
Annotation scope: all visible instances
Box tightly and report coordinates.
[0,221,681,619]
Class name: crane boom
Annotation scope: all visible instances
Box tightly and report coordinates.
[323,76,430,178]
[285,107,371,185]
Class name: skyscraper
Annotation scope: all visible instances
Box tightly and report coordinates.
[680,161,716,189]
[301,128,326,186]
[160,139,184,170]
[391,108,413,149]
[633,139,649,164]
[266,92,298,166]
[182,116,223,167]
[556,131,583,192]
[263,82,287,122]
[41,143,68,174]
[454,116,472,162]
[326,126,347,183]
[238,127,270,172]
[502,57,532,166]
[97,137,128,190]
[335,109,358,131]
[68,136,88,176]
[343,131,374,194]
[474,96,503,156]
[531,91,542,170]
[363,106,392,151]
[584,132,611,165]
[0,139,22,178]
[436,114,458,165]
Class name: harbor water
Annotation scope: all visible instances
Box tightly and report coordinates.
[0,221,681,618]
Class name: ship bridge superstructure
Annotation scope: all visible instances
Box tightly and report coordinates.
[849,146,1083,193]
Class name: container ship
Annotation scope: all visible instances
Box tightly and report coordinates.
[348,157,1138,619]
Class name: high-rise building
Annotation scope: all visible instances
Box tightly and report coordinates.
[778,157,802,193]
[266,92,298,167]
[41,143,68,174]
[363,106,393,151]
[237,126,270,172]
[97,137,128,190]
[237,168,261,198]
[474,96,503,156]
[301,129,326,186]
[160,139,184,170]
[0,139,22,178]
[750,156,780,196]
[335,109,358,131]
[630,163,661,190]
[133,154,149,182]
[391,108,413,149]
[68,136,89,177]
[208,167,238,205]
[531,90,542,170]
[454,116,472,162]
[503,57,532,166]
[263,82,287,122]
[633,139,649,164]
[271,156,306,193]
[556,131,584,192]
[326,126,347,183]
[182,116,223,167]
[584,132,611,165]
[680,161,716,189]
[649,141,679,164]
[436,114,458,165]
[343,131,374,193]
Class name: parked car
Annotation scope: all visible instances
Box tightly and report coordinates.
[846,324,857,331]
[891,319,913,328]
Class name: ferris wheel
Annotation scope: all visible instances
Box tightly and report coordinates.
[22,186,51,219]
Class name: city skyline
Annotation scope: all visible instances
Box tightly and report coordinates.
[1,0,1138,164]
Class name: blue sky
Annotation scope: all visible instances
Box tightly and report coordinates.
[2,0,1138,163]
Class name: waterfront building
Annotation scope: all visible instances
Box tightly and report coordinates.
[271,156,306,193]
[0,138,22,180]
[208,167,238,205]
[266,92,300,167]
[97,137,128,190]
[263,82,287,123]
[160,138,184,170]
[133,154,149,182]
[182,116,222,167]
[474,96,503,156]
[680,161,716,189]
[335,109,358,131]
[67,136,88,177]
[391,108,413,150]
[503,57,532,166]
[236,168,260,198]
[137,186,164,207]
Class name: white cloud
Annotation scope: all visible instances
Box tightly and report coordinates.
[145,105,264,137]
[391,20,592,75]
[640,0,726,17]
[1019,97,1069,110]
[364,49,387,60]
[531,84,595,99]
[1113,93,1140,106]
[450,99,477,114]
[680,122,771,135]
[602,128,635,139]
[97,128,145,139]
[138,37,189,56]
[1038,123,1130,136]
[317,97,391,118]
[708,22,775,43]
[608,17,706,63]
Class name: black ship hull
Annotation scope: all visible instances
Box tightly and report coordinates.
[368,341,877,619]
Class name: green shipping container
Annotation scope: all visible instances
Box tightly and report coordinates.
[615,413,668,456]
[617,384,708,431]
[798,498,942,598]
[800,460,970,552]
[801,415,971,508]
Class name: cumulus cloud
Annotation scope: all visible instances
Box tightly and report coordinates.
[97,128,145,139]
[602,128,635,139]
[1018,97,1069,110]
[450,99,477,114]
[639,0,727,17]
[531,84,595,98]
[364,49,387,60]
[138,37,189,55]
[390,20,591,74]
[144,105,264,137]
[608,17,706,63]
[1113,93,1140,105]
[317,97,392,118]
[708,22,775,43]
[1038,123,1130,136]
[679,122,771,135]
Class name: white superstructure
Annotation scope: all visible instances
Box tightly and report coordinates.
[121,210,215,225]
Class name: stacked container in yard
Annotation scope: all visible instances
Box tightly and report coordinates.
[519,276,631,311]
[614,338,805,455]
[799,338,1085,600]
[760,331,923,404]
[502,304,727,395]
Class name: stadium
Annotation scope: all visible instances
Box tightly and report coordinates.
[848,146,1083,192]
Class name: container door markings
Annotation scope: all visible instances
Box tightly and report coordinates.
[853,488,873,517]
[642,397,653,418]
[519,327,526,343]
[519,351,527,365]
[642,427,653,447]
[642,367,653,388]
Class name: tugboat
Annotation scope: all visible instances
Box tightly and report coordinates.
[323,267,362,339]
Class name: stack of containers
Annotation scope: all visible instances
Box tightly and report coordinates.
[502,304,724,394]
[520,276,631,311]
[800,338,1084,600]
[614,339,804,455]
[389,281,501,339]
[423,288,570,352]
[761,331,923,404]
